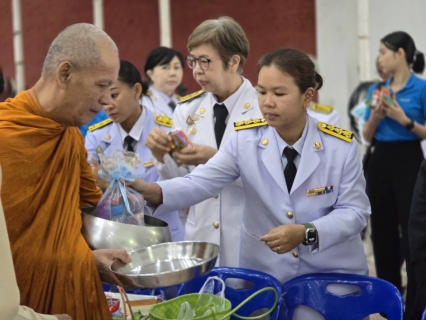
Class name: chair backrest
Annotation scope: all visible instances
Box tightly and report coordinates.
[178,267,282,320]
[281,273,403,320]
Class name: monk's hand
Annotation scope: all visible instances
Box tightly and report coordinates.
[145,127,172,163]
[93,249,132,285]
[260,224,305,254]
[174,143,218,166]
[54,315,72,320]
[89,157,109,190]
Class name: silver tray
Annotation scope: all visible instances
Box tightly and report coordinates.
[110,241,220,288]
[81,207,172,252]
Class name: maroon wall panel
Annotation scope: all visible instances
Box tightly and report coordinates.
[0,1,15,80]
[171,0,316,93]
[104,0,160,80]
[21,0,92,87]
[0,0,315,92]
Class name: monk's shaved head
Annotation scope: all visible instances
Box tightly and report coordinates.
[41,23,118,78]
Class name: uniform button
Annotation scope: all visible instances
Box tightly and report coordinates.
[292,251,299,258]
[215,195,219,199]
[286,211,294,219]
[213,222,220,229]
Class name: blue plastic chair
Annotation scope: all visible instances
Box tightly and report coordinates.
[281,273,403,320]
[178,267,281,320]
[422,308,426,320]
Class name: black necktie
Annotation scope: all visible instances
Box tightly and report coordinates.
[283,147,298,192]
[168,101,176,111]
[124,135,135,152]
[213,103,229,148]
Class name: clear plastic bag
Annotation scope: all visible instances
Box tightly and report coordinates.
[97,180,144,225]
[177,276,227,319]
[96,150,145,226]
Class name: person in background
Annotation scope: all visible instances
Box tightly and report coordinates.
[85,60,184,241]
[350,57,392,146]
[362,31,426,319]
[0,23,131,320]
[145,16,262,268]
[78,109,108,138]
[129,48,370,320]
[141,47,185,120]
[409,160,426,319]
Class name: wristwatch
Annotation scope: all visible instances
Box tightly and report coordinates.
[405,119,415,131]
[302,223,318,245]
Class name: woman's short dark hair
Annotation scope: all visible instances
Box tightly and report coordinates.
[144,47,185,82]
[258,48,323,93]
[118,60,146,97]
[381,31,425,74]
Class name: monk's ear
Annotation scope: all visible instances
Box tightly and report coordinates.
[55,61,73,89]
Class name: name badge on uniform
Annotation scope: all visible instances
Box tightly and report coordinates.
[306,185,333,197]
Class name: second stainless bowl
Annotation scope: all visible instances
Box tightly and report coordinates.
[110,241,220,288]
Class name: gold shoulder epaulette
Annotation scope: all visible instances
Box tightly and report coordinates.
[234,118,267,131]
[88,119,112,132]
[146,90,153,96]
[178,90,205,104]
[318,122,353,143]
[154,115,173,128]
[310,103,334,114]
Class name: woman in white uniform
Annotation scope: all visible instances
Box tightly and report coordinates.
[145,17,262,267]
[130,48,370,319]
[85,60,183,241]
[141,47,185,119]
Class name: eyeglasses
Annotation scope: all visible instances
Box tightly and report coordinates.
[186,55,221,71]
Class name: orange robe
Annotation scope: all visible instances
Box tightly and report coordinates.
[0,89,112,319]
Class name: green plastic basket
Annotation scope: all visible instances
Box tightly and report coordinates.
[146,287,278,320]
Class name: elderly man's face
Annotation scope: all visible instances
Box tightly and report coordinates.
[65,46,119,126]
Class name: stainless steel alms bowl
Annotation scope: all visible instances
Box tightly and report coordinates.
[81,207,172,252]
[110,241,220,288]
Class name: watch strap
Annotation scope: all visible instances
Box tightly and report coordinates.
[405,119,415,131]
[302,223,317,245]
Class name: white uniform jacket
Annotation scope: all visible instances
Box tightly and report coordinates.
[85,106,184,241]
[155,115,370,284]
[141,85,179,119]
[155,77,262,267]
[307,103,341,126]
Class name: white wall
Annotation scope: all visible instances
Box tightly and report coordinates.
[316,0,426,129]
[368,0,426,81]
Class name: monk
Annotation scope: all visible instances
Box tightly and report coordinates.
[0,23,131,319]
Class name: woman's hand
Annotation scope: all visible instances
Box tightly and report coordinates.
[370,102,387,121]
[174,143,218,166]
[123,178,163,204]
[260,224,305,254]
[89,158,109,190]
[145,127,172,163]
[382,97,410,125]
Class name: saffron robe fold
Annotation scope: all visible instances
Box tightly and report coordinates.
[0,89,111,319]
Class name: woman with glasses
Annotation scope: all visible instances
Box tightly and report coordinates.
[141,47,185,121]
[145,16,262,267]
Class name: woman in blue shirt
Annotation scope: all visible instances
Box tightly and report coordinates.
[363,31,426,319]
